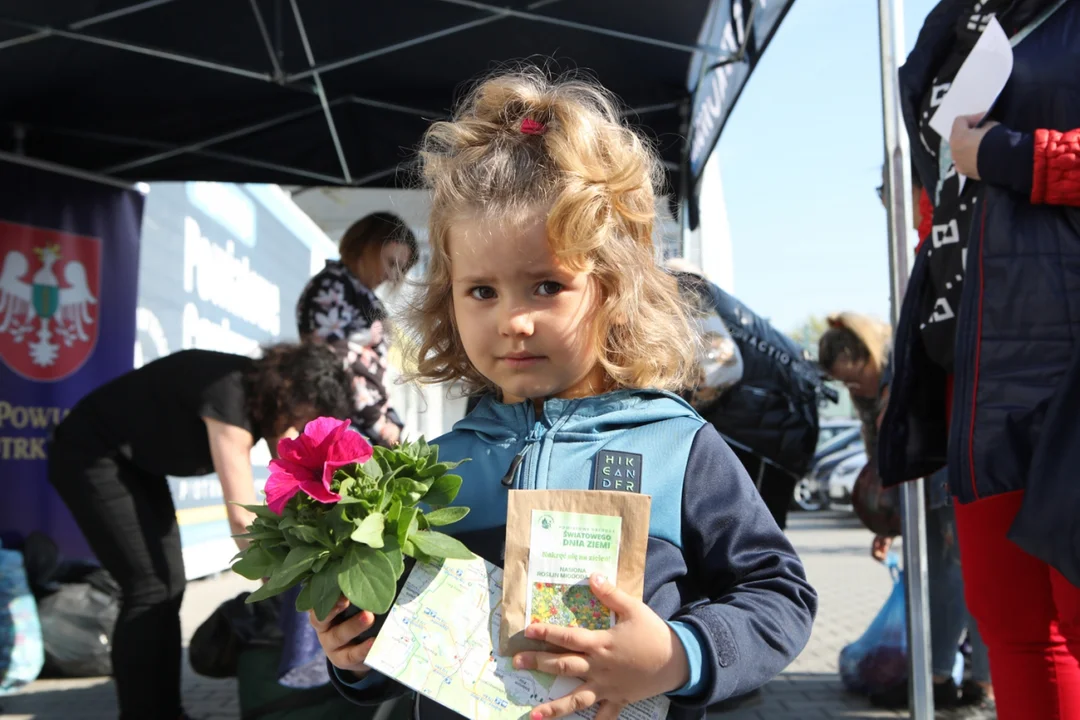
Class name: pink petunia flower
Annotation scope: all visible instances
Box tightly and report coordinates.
[263,417,373,514]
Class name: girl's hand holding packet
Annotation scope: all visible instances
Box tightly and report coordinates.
[515,574,690,720]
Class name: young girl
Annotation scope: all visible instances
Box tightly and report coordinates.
[311,68,816,720]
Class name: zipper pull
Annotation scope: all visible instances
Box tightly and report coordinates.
[500,450,526,488]
[501,422,545,488]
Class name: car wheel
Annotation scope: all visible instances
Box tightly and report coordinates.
[792,477,826,512]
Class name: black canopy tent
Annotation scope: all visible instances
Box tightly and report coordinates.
[681,0,794,229]
[0,0,724,192]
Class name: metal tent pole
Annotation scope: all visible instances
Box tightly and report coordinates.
[876,1,933,717]
[0,149,137,191]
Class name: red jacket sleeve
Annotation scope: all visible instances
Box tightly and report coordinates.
[914,188,934,256]
[1032,128,1080,206]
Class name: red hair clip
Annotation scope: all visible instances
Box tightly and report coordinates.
[521,118,546,135]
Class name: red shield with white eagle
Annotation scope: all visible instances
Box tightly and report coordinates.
[0,220,102,381]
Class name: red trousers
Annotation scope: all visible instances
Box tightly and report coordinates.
[955,490,1080,719]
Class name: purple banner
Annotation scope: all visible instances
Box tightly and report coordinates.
[0,161,143,560]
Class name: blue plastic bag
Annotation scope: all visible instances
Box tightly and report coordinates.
[839,554,908,696]
[0,545,45,694]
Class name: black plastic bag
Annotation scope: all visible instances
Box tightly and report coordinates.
[19,532,121,679]
[19,532,60,598]
[189,591,283,678]
[37,582,119,678]
[19,532,120,601]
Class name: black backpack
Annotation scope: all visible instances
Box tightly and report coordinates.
[674,272,835,478]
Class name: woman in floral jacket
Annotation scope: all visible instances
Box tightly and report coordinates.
[295,211,418,447]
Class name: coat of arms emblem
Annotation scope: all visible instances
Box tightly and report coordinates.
[0,221,101,381]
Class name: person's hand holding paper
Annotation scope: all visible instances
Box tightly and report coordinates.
[928,16,1013,190]
[950,114,1000,180]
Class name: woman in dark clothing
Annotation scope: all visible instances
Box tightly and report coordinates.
[879,1,1080,716]
[295,212,419,447]
[47,343,353,720]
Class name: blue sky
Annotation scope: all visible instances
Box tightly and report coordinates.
[714,0,939,333]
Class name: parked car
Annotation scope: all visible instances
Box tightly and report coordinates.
[816,418,861,450]
[792,424,864,512]
[828,449,868,506]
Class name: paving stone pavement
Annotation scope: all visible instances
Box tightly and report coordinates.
[0,511,984,719]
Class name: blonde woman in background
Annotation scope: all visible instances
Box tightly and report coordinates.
[819,314,991,710]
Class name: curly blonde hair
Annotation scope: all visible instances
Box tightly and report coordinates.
[402,66,699,396]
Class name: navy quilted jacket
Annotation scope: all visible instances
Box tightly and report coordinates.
[879,0,1080,585]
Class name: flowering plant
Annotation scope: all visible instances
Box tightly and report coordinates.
[231,417,472,620]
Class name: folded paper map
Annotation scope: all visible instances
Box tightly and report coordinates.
[364,557,670,720]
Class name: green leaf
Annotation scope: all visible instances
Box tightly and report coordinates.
[401,539,434,564]
[423,506,470,527]
[337,462,364,481]
[336,477,363,504]
[393,478,430,506]
[423,474,463,506]
[381,534,405,576]
[311,560,343,621]
[322,506,356,544]
[377,485,393,513]
[312,553,330,574]
[246,579,295,604]
[266,544,288,565]
[369,450,390,477]
[337,545,397,614]
[232,546,274,580]
[419,462,451,479]
[417,513,429,530]
[233,529,284,542]
[420,457,465,476]
[408,531,474,560]
[397,506,419,545]
[248,516,278,532]
[266,545,321,591]
[387,499,402,523]
[379,465,408,489]
[295,582,315,613]
[350,513,386,548]
[287,525,327,547]
[361,457,385,482]
[234,502,278,520]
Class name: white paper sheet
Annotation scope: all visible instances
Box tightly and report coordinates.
[929,17,1013,139]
